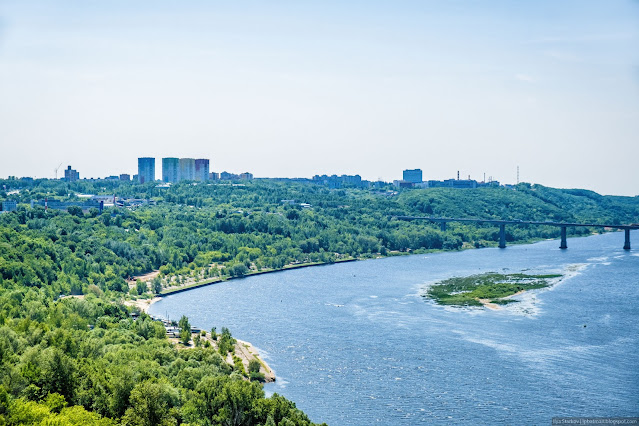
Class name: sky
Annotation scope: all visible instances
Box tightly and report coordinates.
[0,1,638,195]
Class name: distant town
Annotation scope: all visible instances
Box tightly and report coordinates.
[8,157,507,189]
[1,157,513,213]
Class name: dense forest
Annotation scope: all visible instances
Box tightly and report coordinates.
[0,178,637,424]
[1,179,637,296]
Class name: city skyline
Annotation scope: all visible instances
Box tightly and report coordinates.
[1,1,638,195]
[0,158,631,193]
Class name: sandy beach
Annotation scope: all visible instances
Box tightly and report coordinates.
[126,295,276,382]
[124,296,162,313]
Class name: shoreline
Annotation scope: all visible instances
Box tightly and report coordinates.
[235,339,276,383]
[145,227,618,301]
[130,297,277,383]
[158,257,359,297]
[132,232,616,384]
[478,289,527,310]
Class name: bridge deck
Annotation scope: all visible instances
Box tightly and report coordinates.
[394,216,639,230]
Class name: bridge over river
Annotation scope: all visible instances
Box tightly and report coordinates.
[394,216,639,250]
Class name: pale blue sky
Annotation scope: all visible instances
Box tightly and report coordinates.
[1,1,638,195]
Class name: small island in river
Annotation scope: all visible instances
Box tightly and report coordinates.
[424,272,562,308]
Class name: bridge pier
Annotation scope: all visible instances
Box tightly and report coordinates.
[440,222,447,232]
[624,228,631,250]
[560,226,567,249]
[499,224,506,248]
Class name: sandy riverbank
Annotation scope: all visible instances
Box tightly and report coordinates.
[477,289,528,310]
[127,296,276,382]
[124,296,162,313]
[234,339,276,382]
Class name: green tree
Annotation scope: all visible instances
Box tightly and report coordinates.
[217,327,235,357]
[152,277,163,295]
[121,380,179,426]
[37,347,76,401]
[179,315,191,345]
[136,280,148,295]
[67,206,83,217]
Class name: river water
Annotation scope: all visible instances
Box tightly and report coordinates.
[150,232,639,425]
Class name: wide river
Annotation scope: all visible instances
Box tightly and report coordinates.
[150,231,639,424]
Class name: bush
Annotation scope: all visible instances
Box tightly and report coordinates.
[248,359,261,374]
[249,371,265,382]
[233,356,247,376]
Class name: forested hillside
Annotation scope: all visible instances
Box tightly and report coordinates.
[0,288,320,425]
[2,180,637,297]
[0,178,637,424]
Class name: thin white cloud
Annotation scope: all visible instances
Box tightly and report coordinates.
[528,32,637,44]
[543,50,581,62]
[515,74,535,83]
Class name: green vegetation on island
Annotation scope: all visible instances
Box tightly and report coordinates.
[424,272,563,307]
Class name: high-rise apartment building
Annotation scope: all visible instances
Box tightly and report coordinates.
[194,159,210,181]
[138,157,155,184]
[179,158,195,181]
[162,158,179,183]
[64,165,79,182]
[403,169,423,183]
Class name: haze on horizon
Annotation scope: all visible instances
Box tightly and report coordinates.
[0,1,638,196]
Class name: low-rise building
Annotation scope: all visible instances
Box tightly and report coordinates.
[312,174,366,188]
[393,180,414,189]
[1,200,17,212]
[220,171,237,180]
[428,179,478,189]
